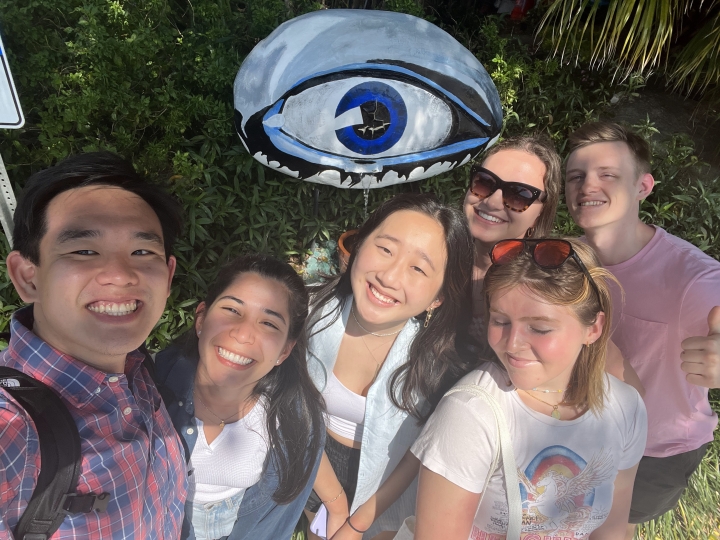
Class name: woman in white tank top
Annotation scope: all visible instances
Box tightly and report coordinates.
[304,194,477,539]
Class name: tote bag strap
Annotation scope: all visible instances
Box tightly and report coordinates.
[444,384,522,540]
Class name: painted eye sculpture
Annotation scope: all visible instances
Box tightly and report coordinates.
[233,9,502,189]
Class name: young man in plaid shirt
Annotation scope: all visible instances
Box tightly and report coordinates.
[0,152,188,538]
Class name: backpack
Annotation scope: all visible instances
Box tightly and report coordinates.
[0,348,158,540]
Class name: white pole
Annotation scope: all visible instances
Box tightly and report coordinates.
[0,152,16,248]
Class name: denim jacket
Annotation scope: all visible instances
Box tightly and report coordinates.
[155,346,322,540]
[307,297,423,538]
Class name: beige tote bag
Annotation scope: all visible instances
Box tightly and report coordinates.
[393,384,522,540]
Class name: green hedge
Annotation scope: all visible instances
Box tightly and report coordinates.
[6,2,713,346]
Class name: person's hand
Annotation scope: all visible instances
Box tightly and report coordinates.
[681,306,720,388]
[329,519,364,540]
[327,509,350,539]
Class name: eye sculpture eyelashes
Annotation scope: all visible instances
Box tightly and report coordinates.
[233,9,502,189]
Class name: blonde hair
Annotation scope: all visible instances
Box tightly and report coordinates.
[567,121,652,177]
[481,135,562,237]
[484,238,620,413]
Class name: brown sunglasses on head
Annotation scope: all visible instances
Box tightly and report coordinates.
[468,165,547,213]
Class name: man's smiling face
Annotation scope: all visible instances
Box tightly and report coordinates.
[25,185,175,370]
[565,141,652,231]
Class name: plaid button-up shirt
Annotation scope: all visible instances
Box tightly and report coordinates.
[0,307,187,539]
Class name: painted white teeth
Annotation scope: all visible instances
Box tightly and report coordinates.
[88,301,138,316]
[476,210,504,223]
[217,347,253,365]
[370,284,396,304]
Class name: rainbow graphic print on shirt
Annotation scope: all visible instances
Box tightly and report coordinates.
[471,445,614,540]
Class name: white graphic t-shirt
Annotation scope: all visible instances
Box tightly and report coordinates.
[412,363,647,539]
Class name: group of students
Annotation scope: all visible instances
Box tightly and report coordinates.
[0,121,719,540]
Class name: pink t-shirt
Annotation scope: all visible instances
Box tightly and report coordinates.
[600,227,720,457]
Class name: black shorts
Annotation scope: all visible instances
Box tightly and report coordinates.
[305,434,361,513]
[629,443,709,524]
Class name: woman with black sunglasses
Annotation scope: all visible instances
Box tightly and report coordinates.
[409,238,648,540]
[463,135,562,351]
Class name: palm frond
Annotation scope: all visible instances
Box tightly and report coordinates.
[669,11,720,93]
[537,0,688,78]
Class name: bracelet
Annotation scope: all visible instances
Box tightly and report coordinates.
[321,486,344,505]
[345,516,368,534]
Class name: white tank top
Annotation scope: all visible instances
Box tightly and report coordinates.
[189,398,269,504]
[323,372,366,442]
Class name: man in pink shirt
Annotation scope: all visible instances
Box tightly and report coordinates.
[565,121,720,539]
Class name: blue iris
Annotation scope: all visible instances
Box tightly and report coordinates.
[335,82,408,155]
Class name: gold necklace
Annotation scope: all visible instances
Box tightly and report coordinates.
[519,389,564,420]
[194,389,240,429]
[531,387,565,393]
[358,333,397,383]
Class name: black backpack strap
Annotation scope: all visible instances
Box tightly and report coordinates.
[0,367,109,540]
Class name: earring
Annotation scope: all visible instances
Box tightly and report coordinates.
[525,226,535,238]
[424,307,434,328]
[275,360,280,365]
[197,330,202,337]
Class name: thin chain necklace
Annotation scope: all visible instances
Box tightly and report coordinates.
[519,389,564,420]
[531,387,565,394]
[194,389,240,429]
[351,305,404,337]
[358,332,398,383]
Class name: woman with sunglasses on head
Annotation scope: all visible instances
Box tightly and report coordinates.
[464,136,641,391]
[154,254,325,540]
[410,238,647,540]
[305,193,475,540]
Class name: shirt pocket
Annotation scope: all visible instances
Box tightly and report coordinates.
[613,314,668,377]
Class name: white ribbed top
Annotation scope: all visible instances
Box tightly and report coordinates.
[324,372,366,442]
[189,399,269,504]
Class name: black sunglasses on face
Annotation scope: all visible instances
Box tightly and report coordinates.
[468,165,547,213]
[490,239,602,303]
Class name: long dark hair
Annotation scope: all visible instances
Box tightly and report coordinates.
[309,193,476,423]
[185,254,324,503]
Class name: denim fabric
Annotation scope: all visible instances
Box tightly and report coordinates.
[155,346,323,540]
[306,297,424,538]
[189,490,246,540]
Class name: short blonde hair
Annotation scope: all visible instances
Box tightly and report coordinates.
[481,135,562,237]
[567,121,652,177]
[484,238,619,413]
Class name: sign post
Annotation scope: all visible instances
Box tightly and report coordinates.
[0,33,24,247]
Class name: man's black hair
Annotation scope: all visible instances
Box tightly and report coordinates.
[12,151,184,264]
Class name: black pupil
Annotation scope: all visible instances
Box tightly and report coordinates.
[353,101,391,140]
